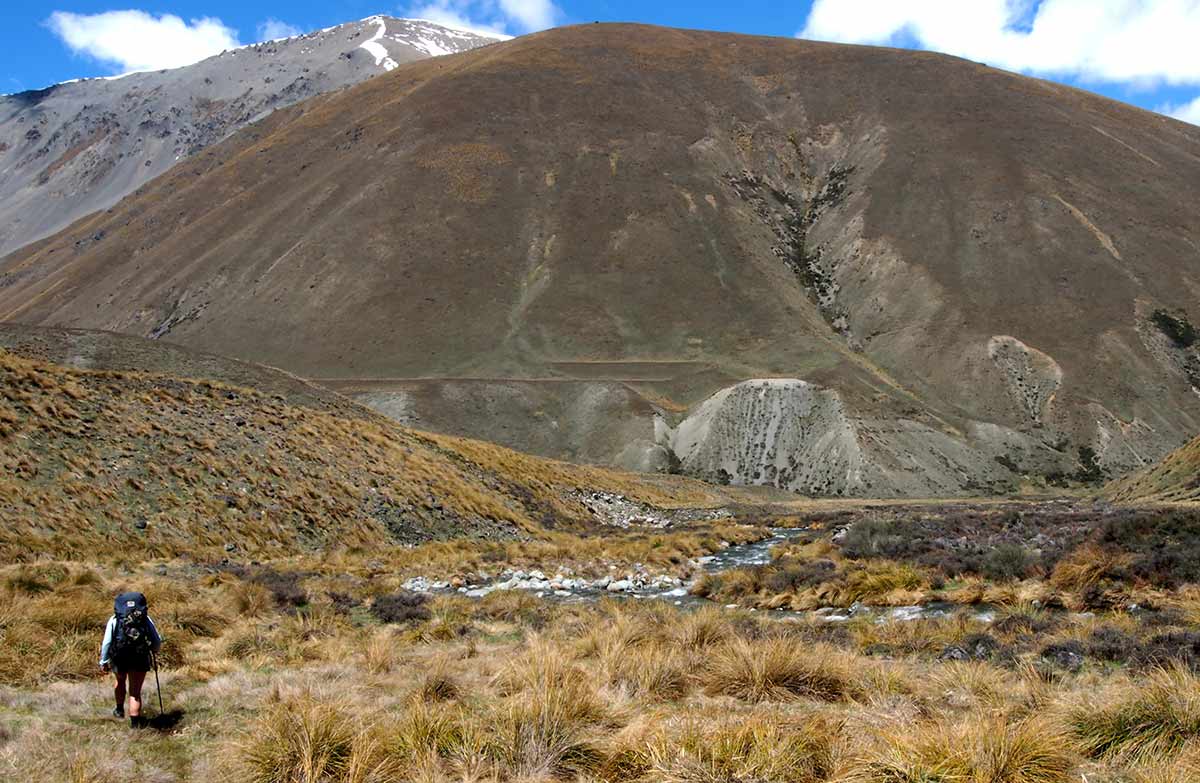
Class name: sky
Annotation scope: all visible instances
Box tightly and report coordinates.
[2,1,1199,125]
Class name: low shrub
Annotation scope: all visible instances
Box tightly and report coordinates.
[841,517,910,560]
[1152,309,1197,348]
[370,591,431,625]
[765,558,838,593]
[982,544,1035,582]
[1135,632,1200,672]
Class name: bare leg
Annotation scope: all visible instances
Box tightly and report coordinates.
[127,670,147,718]
[113,671,127,713]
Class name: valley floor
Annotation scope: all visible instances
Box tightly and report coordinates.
[3,503,1200,782]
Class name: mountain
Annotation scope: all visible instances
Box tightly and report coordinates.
[0,324,726,560]
[1105,432,1200,504]
[3,23,1199,497]
[0,16,502,256]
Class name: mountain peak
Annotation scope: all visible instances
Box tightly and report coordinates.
[0,14,502,257]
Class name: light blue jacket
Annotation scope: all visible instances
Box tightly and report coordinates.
[99,615,162,665]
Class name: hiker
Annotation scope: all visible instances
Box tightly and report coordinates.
[99,592,162,729]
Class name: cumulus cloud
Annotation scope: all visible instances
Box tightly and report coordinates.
[406,0,557,36]
[1159,94,1200,125]
[257,18,302,41]
[800,0,1200,87]
[47,10,240,73]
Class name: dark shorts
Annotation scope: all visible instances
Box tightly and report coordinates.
[111,650,152,674]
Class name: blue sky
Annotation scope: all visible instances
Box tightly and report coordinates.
[4,1,1200,124]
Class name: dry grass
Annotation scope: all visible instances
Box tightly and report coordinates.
[0,349,731,562]
[844,714,1074,783]
[238,694,361,783]
[7,545,1200,783]
[1049,544,1132,593]
[702,638,859,703]
[633,712,839,783]
[1069,664,1200,763]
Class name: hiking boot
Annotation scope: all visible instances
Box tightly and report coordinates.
[130,715,146,729]
[112,705,124,719]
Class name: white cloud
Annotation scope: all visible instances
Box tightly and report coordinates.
[1158,94,1200,125]
[800,0,1200,88]
[47,10,240,73]
[498,0,558,31]
[257,18,302,42]
[406,0,557,36]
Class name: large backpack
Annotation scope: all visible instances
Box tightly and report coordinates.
[111,592,152,657]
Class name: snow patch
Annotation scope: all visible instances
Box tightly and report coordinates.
[359,17,399,71]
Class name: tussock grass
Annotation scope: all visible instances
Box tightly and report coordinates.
[489,638,611,778]
[8,532,1200,783]
[226,579,275,617]
[363,631,402,675]
[829,561,929,606]
[846,715,1074,783]
[416,658,461,702]
[1070,664,1200,762]
[1049,544,1131,593]
[631,713,839,783]
[702,638,858,703]
[670,605,733,650]
[603,644,689,701]
[238,694,359,783]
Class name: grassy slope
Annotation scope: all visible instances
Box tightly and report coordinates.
[3,24,1199,484]
[0,323,362,418]
[0,347,726,561]
[1105,434,1200,503]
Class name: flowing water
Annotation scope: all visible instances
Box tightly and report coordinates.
[406,528,997,623]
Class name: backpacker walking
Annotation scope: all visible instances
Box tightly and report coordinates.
[99,592,162,729]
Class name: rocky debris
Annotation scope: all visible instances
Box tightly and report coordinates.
[573,490,673,528]
[723,162,854,330]
[664,378,1024,497]
[570,489,722,529]
[669,379,864,494]
[1040,641,1086,672]
[402,566,685,599]
[987,336,1063,424]
[939,633,1001,662]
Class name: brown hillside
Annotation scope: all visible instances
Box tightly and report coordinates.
[0,323,359,417]
[1105,433,1200,504]
[2,23,1199,492]
[0,334,727,561]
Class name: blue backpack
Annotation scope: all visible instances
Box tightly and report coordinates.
[112,592,152,657]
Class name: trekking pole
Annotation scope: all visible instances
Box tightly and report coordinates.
[153,651,164,715]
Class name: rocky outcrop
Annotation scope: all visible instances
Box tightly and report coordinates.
[987,336,1062,423]
[667,379,1021,497]
[670,379,864,494]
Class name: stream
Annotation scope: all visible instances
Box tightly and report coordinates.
[403,529,998,624]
